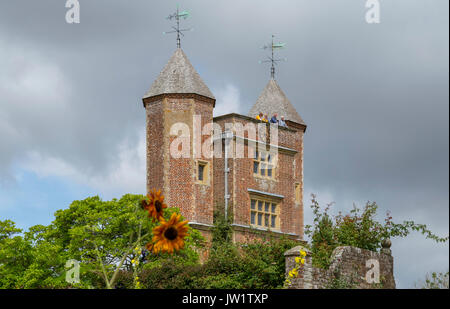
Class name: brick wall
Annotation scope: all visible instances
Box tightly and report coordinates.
[213,114,305,241]
[145,100,305,246]
[146,99,165,193]
[144,94,215,227]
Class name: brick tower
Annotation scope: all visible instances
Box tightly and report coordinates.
[248,78,307,239]
[213,78,306,242]
[142,48,216,239]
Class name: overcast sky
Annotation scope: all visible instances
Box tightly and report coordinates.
[0,0,448,288]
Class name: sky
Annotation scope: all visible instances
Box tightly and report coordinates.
[0,0,448,288]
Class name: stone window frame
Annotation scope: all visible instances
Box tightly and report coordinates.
[295,183,301,205]
[249,197,280,231]
[196,160,210,185]
[252,149,277,180]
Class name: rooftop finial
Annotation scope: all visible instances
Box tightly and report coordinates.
[260,35,287,79]
[163,4,193,49]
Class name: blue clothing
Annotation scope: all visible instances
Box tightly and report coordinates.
[278,119,287,127]
[270,116,278,124]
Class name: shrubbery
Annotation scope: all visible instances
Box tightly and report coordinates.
[305,194,448,269]
[0,198,298,289]
[114,210,298,289]
[3,193,447,289]
[113,236,298,289]
[415,271,449,289]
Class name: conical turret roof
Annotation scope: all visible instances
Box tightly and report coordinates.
[249,79,305,125]
[143,48,215,100]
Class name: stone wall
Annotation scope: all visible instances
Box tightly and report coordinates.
[285,242,396,289]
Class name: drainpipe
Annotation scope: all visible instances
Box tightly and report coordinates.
[223,131,233,220]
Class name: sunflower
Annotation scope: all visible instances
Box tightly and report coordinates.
[143,189,167,222]
[150,213,189,254]
[145,242,154,252]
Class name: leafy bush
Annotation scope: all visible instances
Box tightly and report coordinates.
[112,230,298,289]
[305,194,449,269]
[415,271,449,289]
[211,210,233,247]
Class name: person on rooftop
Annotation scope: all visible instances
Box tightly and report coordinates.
[270,113,279,124]
[263,114,269,123]
[256,112,264,121]
[279,116,287,128]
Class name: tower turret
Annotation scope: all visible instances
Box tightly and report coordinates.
[143,48,215,236]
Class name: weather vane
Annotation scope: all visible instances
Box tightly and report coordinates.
[259,35,287,79]
[163,5,192,49]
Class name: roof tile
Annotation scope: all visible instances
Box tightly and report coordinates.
[249,79,305,125]
[143,48,215,100]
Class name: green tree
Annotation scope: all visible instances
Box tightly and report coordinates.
[0,194,204,289]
